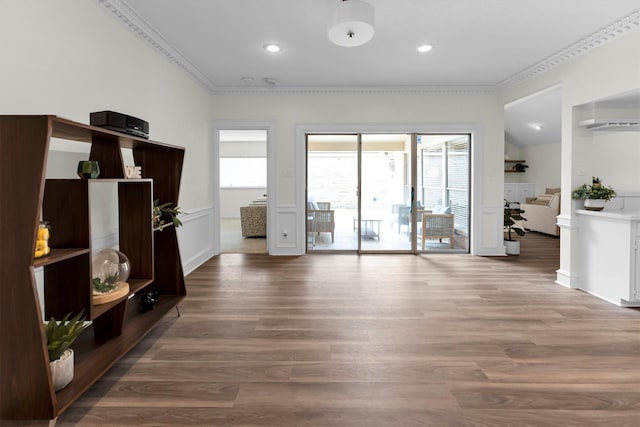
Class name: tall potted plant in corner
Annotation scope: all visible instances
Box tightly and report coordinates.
[44,311,89,391]
[504,200,527,255]
[571,176,616,211]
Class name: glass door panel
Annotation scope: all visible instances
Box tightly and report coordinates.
[306,134,358,251]
[417,134,470,253]
[359,134,413,252]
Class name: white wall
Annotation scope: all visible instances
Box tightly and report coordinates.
[499,28,640,290]
[220,188,267,218]
[211,92,506,255]
[1,0,216,274]
[522,143,562,195]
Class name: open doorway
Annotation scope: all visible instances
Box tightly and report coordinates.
[218,129,268,253]
[503,86,562,261]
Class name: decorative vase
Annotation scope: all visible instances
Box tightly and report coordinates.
[77,160,100,179]
[50,348,74,391]
[505,240,520,255]
[584,199,605,211]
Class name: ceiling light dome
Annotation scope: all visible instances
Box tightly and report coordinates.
[327,0,375,47]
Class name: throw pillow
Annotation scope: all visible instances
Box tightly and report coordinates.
[545,187,561,194]
[532,194,553,206]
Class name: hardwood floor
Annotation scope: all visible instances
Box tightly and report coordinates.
[52,233,640,426]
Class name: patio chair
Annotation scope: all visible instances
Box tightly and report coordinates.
[421,212,455,249]
[308,208,335,242]
[394,205,411,234]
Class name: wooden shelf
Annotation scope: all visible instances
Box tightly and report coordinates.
[504,160,527,173]
[91,278,154,319]
[0,115,185,421]
[34,248,90,268]
[55,294,183,415]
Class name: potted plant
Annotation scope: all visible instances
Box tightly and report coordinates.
[571,177,616,211]
[153,200,186,231]
[44,311,89,391]
[504,200,527,255]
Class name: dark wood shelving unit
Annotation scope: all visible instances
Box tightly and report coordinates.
[0,115,186,421]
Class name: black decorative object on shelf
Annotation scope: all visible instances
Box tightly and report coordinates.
[139,287,159,312]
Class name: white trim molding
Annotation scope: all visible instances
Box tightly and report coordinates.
[211,120,277,255]
[95,0,216,92]
[555,269,578,288]
[556,214,579,230]
[176,205,215,275]
[498,9,640,88]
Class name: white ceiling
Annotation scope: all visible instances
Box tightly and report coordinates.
[104,1,639,145]
[504,87,562,147]
[115,0,638,90]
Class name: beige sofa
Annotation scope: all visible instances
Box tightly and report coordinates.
[521,188,560,236]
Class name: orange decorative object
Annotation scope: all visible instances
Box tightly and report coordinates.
[35,222,51,258]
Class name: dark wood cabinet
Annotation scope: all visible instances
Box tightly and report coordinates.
[0,115,185,420]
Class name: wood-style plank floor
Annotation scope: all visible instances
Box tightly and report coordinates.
[52,233,640,426]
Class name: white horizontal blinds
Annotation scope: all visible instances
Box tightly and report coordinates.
[421,145,444,209]
[447,138,470,230]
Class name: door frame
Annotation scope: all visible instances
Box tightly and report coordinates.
[212,120,276,255]
[296,122,483,255]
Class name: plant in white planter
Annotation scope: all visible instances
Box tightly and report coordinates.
[504,200,526,255]
[44,311,89,391]
[571,177,616,211]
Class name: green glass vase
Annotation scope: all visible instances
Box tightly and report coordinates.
[77,161,100,179]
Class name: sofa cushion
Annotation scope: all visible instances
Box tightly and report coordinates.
[531,194,553,206]
[433,205,452,214]
[545,187,561,194]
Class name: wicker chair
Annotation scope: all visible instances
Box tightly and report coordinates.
[421,212,455,249]
[308,208,335,242]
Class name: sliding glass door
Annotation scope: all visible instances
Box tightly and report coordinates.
[359,134,413,251]
[417,134,470,252]
[306,134,358,251]
[306,132,470,254]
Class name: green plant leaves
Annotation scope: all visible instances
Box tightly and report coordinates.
[44,311,89,361]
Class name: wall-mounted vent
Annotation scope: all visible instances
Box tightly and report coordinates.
[579,118,640,131]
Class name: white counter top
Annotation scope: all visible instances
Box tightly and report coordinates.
[576,209,640,221]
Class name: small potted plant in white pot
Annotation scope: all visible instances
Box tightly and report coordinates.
[504,200,527,255]
[45,311,89,391]
[572,177,616,211]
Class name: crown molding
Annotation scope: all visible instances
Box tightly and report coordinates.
[211,85,497,96]
[95,0,217,93]
[98,1,638,95]
[498,9,640,89]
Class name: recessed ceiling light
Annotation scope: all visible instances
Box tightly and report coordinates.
[417,44,433,53]
[532,124,544,131]
[263,44,280,53]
